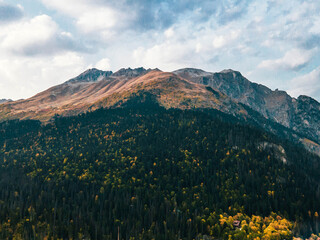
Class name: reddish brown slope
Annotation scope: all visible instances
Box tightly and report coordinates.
[0,70,247,121]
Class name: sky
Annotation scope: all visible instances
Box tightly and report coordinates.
[0,0,319,101]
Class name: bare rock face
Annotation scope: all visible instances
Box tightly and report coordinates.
[174,68,320,144]
[66,67,158,85]
[0,99,12,104]
[111,67,151,78]
[66,68,113,84]
[293,95,320,143]
[258,142,287,164]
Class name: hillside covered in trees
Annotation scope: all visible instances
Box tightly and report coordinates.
[0,94,319,239]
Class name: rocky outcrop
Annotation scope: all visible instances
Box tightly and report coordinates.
[258,142,287,164]
[66,68,113,84]
[174,68,320,144]
[293,95,320,143]
[66,67,158,84]
[111,67,151,78]
[0,99,12,104]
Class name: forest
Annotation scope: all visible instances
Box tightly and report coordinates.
[0,94,319,239]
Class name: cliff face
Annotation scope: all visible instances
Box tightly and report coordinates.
[174,68,320,144]
[293,96,320,143]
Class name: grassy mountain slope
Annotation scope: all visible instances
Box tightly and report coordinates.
[0,70,249,122]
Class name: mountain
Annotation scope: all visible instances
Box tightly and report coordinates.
[0,67,320,239]
[0,68,152,121]
[0,67,319,155]
[174,68,320,152]
[0,100,319,239]
[111,67,153,78]
[0,68,248,121]
[66,68,113,83]
[65,67,152,84]
[0,99,12,104]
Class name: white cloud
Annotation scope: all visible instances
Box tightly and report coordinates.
[0,52,87,100]
[76,8,118,33]
[212,36,225,48]
[0,15,57,54]
[212,30,240,49]
[0,0,319,101]
[41,0,89,16]
[130,16,249,73]
[309,17,320,34]
[288,67,320,99]
[258,49,313,71]
[133,42,197,71]
[41,0,130,38]
[164,28,174,39]
[0,15,83,56]
[95,58,111,70]
[0,12,88,99]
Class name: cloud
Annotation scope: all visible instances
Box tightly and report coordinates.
[0,52,88,100]
[76,8,119,34]
[41,0,130,39]
[0,3,23,23]
[40,0,252,36]
[212,30,240,49]
[1,0,320,101]
[133,42,198,71]
[258,49,313,71]
[269,1,320,51]
[217,0,251,24]
[300,35,320,50]
[309,17,320,34]
[288,66,320,99]
[95,58,111,70]
[0,12,90,99]
[0,15,87,56]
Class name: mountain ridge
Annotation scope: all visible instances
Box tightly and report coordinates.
[66,68,113,84]
[0,66,319,155]
[0,69,247,121]
[174,68,320,146]
[0,99,12,104]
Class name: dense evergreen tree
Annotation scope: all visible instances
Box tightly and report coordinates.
[0,95,319,239]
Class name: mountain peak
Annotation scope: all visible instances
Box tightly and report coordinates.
[297,95,320,110]
[66,68,113,84]
[173,68,212,79]
[0,99,12,104]
[218,69,244,77]
[220,69,237,73]
[112,67,150,78]
[174,68,208,73]
[298,95,319,103]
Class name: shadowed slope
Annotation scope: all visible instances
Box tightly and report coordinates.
[174,68,320,147]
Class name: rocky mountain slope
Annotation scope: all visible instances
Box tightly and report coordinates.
[66,68,113,84]
[0,67,319,155]
[0,68,246,121]
[174,68,320,152]
[0,99,12,104]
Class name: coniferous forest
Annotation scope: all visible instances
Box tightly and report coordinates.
[0,95,319,239]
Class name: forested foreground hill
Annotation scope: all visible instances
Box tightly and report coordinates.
[0,95,319,239]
